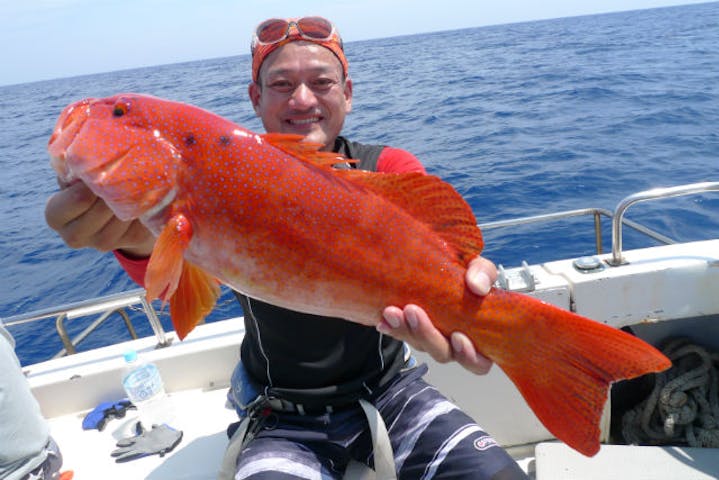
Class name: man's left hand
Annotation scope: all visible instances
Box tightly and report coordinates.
[378,256,496,375]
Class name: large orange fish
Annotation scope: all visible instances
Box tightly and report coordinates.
[48,93,670,456]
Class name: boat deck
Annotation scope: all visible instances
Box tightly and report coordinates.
[48,387,235,480]
[28,319,243,480]
[45,367,719,480]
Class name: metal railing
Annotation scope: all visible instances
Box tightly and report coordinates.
[608,182,719,265]
[480,207,676,255]
[481,181,718,266]
[479,181,719,266]
[3,289,170,358]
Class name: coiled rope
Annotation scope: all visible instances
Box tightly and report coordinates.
[622,337,719,448]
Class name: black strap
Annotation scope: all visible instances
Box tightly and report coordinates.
[333,136,385,171]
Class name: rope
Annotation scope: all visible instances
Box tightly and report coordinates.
[621,337,719,448]
[127,296,238,317]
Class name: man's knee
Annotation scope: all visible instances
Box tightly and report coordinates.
[235,437,333,479]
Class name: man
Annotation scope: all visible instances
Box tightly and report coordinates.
[1,324,67,480]
[45,16,526,479]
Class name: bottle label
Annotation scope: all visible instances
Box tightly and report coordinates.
[123,364,163,402]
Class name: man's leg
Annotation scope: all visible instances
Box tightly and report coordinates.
[378,373,528,480]
[235,435,341,480]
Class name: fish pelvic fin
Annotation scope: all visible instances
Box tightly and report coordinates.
[169,261,220,340]
[144,213,219,340]
[480,290,671,456]
[338,170,484,264]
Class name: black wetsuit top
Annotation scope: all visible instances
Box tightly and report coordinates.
[236,137,406,409]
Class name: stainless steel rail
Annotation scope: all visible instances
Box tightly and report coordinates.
[3,289,169,357]
[480,182,718,266]
[608,182,719,265]
[480,207,676,255]
[482,208,611,254]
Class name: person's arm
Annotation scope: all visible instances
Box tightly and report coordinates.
[375,146,427,174]
[376,147,496,375]
[0,325,52,477]
[113,251,151,287]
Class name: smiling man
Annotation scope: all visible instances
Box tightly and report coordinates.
[218,16,528,480]
[250,40,350,148]
[44,15,526,480]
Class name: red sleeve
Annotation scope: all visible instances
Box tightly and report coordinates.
[375,147,426,174]
[113,251,149,288]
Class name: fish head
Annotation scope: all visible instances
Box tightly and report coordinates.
[48,93,183,221]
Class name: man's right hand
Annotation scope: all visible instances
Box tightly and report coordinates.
[45,180,155,258]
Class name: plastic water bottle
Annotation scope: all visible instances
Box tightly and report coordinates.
[121,349,172,428]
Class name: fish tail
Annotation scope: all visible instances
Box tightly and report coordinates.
[474,290,671,456]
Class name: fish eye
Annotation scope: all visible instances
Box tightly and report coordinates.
[113,101,129,117]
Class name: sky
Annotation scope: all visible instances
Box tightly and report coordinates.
[1,0,712,87]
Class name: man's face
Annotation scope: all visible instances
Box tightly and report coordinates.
[249,41,352,151]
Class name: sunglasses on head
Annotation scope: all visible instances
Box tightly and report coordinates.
[251,16,343,54]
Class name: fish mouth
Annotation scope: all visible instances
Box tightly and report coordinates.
[48,97,133,185]
[48,99,93,183]
[49,151,73,184]
[48,99,92,149]
[49,148,80,186]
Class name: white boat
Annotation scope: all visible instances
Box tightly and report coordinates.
[5,182,719,479]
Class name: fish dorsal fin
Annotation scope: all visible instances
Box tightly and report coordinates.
[262,132,481,262]
[262,133,356,167]
[338,170,484,264]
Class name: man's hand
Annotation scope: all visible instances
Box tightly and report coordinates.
[45,180,155,258]
[379,256,497,375]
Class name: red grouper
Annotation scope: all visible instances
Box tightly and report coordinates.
[48,93,670,457]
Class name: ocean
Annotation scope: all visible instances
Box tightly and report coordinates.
[1,3,718,366]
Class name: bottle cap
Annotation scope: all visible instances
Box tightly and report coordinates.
[123,349,138,363]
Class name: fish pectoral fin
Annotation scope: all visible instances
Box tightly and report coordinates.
[261,132,356,168]
[144,213,220,340]
[145,213,193,302]
[337,170,484,264]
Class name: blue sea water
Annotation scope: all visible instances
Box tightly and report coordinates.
[1,3,718,366]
